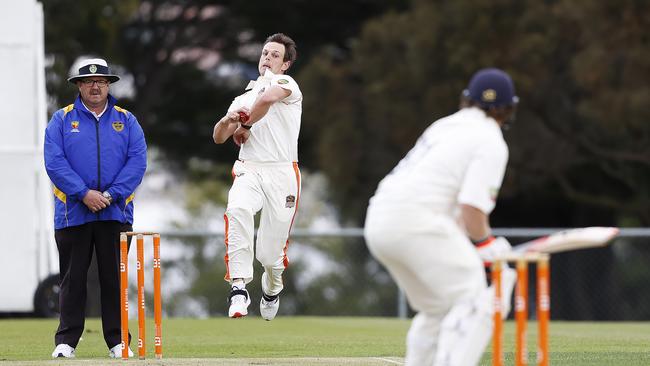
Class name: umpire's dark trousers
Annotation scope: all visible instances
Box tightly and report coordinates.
[54,220,132,349]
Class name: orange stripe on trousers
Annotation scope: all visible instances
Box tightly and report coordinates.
[282,162,301,268]
[223,166,237,281]
[223,213,231,281]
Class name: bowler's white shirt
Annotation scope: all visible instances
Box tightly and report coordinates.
[369,107,508,216]
[228,70,302,162]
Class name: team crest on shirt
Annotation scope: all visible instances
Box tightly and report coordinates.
[70,121,80,132]
[112,121,124,132]
[277,79,289,85]
[285,195,296,208]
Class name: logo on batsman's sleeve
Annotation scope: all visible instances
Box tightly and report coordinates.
[285,195,296,208]
[277,79,289,85]
[490,187,500,202]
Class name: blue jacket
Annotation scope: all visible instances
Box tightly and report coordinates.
[44,94,147,229]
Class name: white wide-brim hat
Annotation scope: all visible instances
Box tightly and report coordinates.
[67,58,120,84]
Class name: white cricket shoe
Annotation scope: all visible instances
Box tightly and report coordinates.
[260,293,280,321]
[260,272,280,321]
[228,287,251,318]
[108,343,134,358]
[51,344,75,358]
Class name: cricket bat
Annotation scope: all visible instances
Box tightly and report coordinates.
[512,227,619,254]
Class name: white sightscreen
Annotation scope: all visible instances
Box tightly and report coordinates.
[0,0,54,312]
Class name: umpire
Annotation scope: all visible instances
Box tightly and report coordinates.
[44,58,147,358]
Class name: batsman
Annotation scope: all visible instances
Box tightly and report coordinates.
[364,68,520,365]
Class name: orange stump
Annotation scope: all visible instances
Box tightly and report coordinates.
[492,260,504,366]
[136,234,145,359]
[537,256,550,366]
[119,232,163,360]
[119,234,129,360]
[492,253,550,366]
[153,233,163,359]
[515,259,529,366]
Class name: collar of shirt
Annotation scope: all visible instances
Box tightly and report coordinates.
[81,100,108,121]
[245,69,278,90]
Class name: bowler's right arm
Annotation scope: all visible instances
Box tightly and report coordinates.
[213,111,242,144]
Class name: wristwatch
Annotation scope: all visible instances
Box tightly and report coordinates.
[102,191,113,204]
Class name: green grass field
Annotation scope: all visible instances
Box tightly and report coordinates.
[1,317,649,365]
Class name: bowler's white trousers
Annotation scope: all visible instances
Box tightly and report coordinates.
[364,204,489,366]
[224,160,301,296]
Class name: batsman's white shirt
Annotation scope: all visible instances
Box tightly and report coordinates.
[369,107,508,220]
[364,107,508,366]
[223,71,302,295]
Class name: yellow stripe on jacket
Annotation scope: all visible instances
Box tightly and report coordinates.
[53,186,67,203]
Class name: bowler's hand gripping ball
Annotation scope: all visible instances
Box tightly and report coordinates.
[238,111,250,123]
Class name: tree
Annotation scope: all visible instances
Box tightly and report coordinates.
[43,0,406,168]
[298,0,650,227]
[43,0,138,109]
[297,0,650,319]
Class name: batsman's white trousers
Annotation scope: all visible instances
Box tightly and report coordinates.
[364,205,487,366]
[224,160,301,296]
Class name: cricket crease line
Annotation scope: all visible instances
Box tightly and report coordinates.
[372,357,404,365]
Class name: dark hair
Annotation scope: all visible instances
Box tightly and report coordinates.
[460,98,517,125]
[264,33,297,69]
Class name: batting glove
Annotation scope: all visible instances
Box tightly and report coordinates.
[474,236,512,264]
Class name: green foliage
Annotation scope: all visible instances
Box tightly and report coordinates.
[43,0,413,201]
[298,0,650,225]
[184,172,231,214]
[43,0,650,226]
[121,63,241,170]
[43,0,138,109]
[293,239,399,316]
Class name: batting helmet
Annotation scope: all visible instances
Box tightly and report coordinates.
[462,68,518,108]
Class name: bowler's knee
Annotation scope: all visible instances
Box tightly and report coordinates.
[225,207,254,223]
[256,250,285,268]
